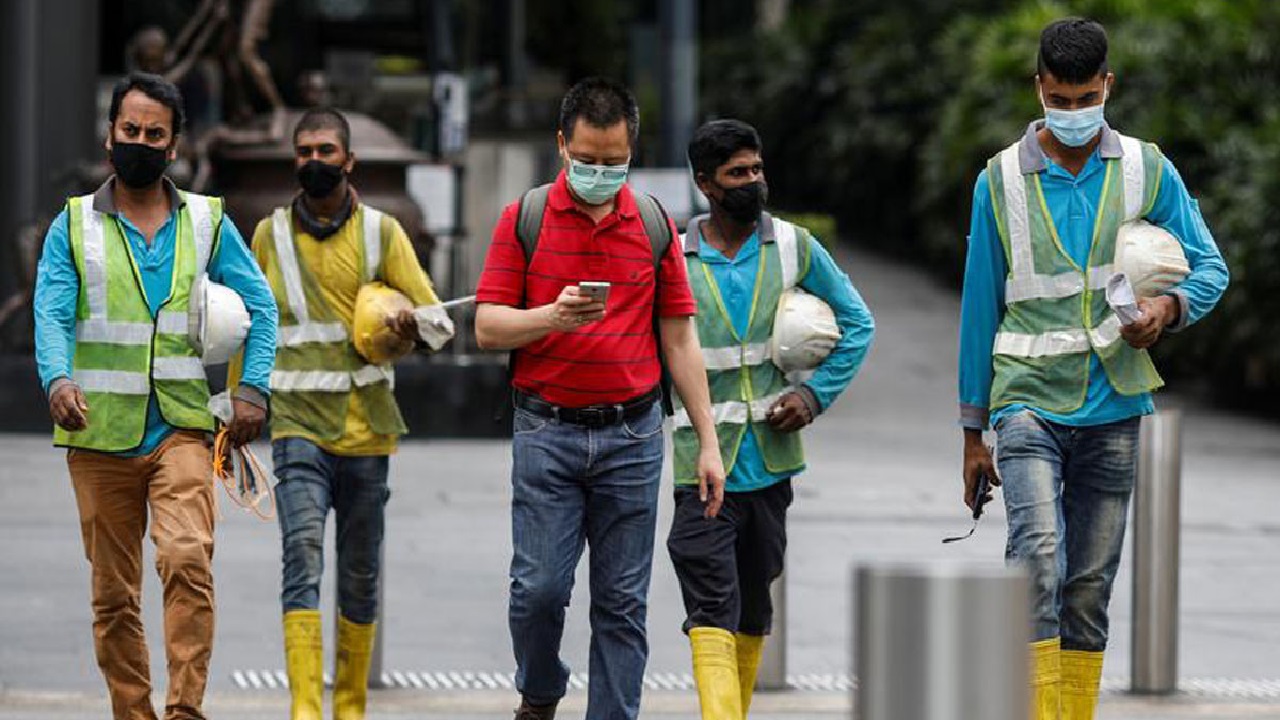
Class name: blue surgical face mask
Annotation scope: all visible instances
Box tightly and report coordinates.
[1041,85,1108,147]
[565,155,630,205]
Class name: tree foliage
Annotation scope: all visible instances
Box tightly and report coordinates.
[703,0,1280,407]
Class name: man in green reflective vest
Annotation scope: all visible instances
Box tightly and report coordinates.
[33,73,278,720]
[232,107,451,720]
[668,119,875,719]
[958,19,1229,720]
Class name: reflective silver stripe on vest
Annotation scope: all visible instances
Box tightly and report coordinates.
[276,322,348,347]
[1118,134,1145,221]
[76,320,152,345]
[362,206,383,283]
[1000,148,1036,279]
[271,369,351,392]
[74,369,150,395]
[671,391,788,429]
[353,364,394,388]
[993,314,1125,359]
[701,342,771,371]
[1004,263,1117,304]
[1088,314,1123,349]
[993,329,1090,358]
[79,197,109,321]
[156,310,188,336]
[185,193,216,273]
[775,218,800,289]
[269,365,393,393]
[271,208,350,346]
[152,356,207,380]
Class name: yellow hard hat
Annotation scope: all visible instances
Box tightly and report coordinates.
[353,282,415,365]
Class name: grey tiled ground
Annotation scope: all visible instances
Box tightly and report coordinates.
[2,243,1277,717]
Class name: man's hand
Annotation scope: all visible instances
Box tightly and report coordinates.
[1120,295,1179,350]
[543,286,605,332]
[225,397,266,447]
[962,429,1001,512]
[386,309,419,342]
[696,445,727,519]
[49,383,89,432]
[767,392,813,433]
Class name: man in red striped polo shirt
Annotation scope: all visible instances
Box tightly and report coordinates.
[475,77,724,720]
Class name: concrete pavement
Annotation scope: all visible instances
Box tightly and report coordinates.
[1,242,1278,717]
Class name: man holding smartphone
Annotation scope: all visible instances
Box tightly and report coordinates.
[474,77,724,720]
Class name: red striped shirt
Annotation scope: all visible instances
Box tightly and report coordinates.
[476,172,696,407]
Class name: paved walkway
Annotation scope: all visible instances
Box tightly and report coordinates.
[2,243,1277,717]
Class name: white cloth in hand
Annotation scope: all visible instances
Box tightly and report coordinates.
[414,304,455,351]
[1106,273,1145,326]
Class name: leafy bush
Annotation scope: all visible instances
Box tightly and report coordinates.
[703,0,1280,407]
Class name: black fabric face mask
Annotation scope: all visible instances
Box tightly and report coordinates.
[297,160,346,198]
[111,142,170,189]
[716,180,768,223]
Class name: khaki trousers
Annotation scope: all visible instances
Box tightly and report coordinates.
[68,430,215,720]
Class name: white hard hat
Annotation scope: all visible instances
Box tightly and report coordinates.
[189,274,251,366]
[1115,221,1190,298]
[770,288,840,374]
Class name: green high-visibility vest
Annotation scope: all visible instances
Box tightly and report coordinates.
[986,132,1165,414]
[261,204,406,441]
[54,192,220,452]
[671,213,811,485]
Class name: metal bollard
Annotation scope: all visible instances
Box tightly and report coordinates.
[1131,410,1182,694]
[333,540,387,689]
[756,572,787,690]
[856,563,1029,720]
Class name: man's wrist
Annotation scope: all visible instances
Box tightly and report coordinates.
[48,377,75,399]
[1160,294,1181,328]
[233,385,270,412]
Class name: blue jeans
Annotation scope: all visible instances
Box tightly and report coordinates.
[996,410,1141,652]
[272,438,390,624]
[508,402,665,720]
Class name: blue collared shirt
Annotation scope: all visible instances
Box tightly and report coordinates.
[958,122,1230,430]
[34,179,278,455]
[695,225,875,492]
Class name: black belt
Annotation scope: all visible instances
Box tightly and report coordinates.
[514,386,661,428]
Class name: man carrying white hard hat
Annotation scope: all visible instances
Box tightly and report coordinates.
[33,73,278,720]
[957,18,1230,719]
[668,119,875,719]
[228,107,452,720]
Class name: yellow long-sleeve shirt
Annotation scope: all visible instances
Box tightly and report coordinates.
[231,202,439,456]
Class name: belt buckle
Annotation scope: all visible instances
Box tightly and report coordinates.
[577,406,606,428]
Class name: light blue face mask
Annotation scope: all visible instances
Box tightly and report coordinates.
[565,155,630,205]
[1042,85,1108,147]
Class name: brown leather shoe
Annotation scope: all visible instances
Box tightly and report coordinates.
[514,697,558,720]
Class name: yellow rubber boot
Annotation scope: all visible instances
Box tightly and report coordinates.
[1030,638,1061,720]
[735,634,765,716]
[1061,649,1104,720]
[282,610,324,720]
[333,616,377,720]
[690,627,743,720]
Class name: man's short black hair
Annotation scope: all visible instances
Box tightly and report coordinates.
[687,119,763,180]
[293,106,352,152]
[558,77,640,145]
[1038,18,1109,83]
[109,72,186,139]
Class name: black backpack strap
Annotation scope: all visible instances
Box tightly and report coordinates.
[633,193,677,417]
[515,184,552,270]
